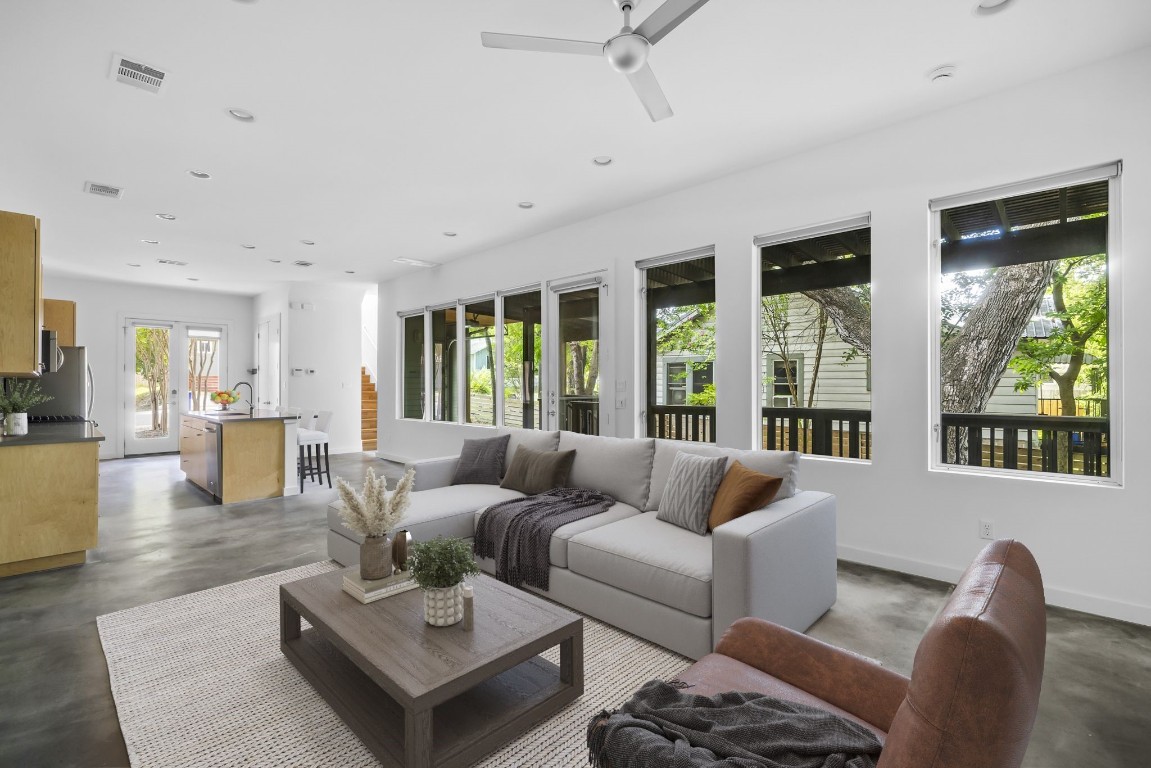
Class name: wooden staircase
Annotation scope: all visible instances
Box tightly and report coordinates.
[361,367,377,452]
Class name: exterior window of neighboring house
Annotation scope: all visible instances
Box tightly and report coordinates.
[400,313,424,419]
[638,248,717,442]
[463,297,496,426]
[757,216,872,459]
[931,163,1120,481]
[430,306,457,422]
[502,289,542,430]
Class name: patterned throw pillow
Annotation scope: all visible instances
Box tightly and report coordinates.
[656,452,728,535]
[451,434,511,485]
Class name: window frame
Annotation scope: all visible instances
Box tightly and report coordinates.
[927,162,1123,486]
[396,309,427,421]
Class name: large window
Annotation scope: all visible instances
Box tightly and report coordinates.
[401,313,424,419]
[430,307,457,422]
[641,250,716,442]
[758,218,872,459]
[502,290,542,429]
[463,298,496,426]
[932,165,1118,480]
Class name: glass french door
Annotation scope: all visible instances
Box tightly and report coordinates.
[125,320,227,455]
[546,279,603,435]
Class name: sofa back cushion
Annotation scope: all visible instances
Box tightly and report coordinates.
[646,439,799,511]
[502,428,561,467]
[557,431,655,509]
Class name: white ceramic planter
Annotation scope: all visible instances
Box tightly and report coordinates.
[423,583,465,626]
[4,413,28,436]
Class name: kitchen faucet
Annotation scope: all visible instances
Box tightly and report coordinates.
[232,381,254,416]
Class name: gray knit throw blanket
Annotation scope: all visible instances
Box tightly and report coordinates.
[587,680,882,768]
[474,487,614,590]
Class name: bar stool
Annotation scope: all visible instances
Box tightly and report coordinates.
[297,410,332,491]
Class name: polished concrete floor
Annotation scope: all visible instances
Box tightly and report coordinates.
[1,453,1149,767]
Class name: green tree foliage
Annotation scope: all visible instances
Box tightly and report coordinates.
[657,302,716,401]
[135,327,170,431]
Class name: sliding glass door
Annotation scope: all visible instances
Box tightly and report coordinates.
[547,281,602,434]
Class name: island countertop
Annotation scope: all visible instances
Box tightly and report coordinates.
[0,422,105,448]
[183,409,299,425]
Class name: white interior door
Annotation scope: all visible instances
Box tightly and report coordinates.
[545,276,604,435]
[256,315,281,409]
[124,321,178,455]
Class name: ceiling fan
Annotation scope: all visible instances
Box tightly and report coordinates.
[481,0,711,122]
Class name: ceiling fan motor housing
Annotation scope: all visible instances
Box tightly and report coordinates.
[605,32,650,73]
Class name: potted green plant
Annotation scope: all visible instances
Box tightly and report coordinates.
[335,467,415,580]
[0,378,53,436]
[408,536,480,626]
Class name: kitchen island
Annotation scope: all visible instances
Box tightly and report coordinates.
[180,410,298,503]
[0,421,104,577]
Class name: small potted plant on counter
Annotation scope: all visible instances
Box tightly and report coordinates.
[0,378,53,437]
[408,536,480,627]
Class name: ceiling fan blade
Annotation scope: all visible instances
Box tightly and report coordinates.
[481,32,603,57]
[625,63,673,122]
[635,0,712,46]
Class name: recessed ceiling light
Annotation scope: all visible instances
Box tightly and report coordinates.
[127,263,141,267]
[393,257,439,268]
[592,156,613,166]
[155,213,177,221]
[268,259,282,263]
[241,244,256,249]
[974,0,1013,15]
[157,258,188,266]
[518,202,535,209]
[187,277,200,282]
[928,65,957,83]
[293,260,313,267]
[228,108,255,121]
[188,170,212,180]
[300,239,315,246]
[344,270,356,274]
[443,231,457,237]
[141,239,159,245]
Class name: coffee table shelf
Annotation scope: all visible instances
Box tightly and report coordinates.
[280,571,583,768]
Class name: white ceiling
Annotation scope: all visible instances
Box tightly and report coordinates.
[2,0,1149,296]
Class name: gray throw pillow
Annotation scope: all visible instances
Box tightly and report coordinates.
[656,452,728,535]
[451,434,511,485]
[501,446,577,495]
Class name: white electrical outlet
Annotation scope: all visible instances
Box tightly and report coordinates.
[979,519,995,540]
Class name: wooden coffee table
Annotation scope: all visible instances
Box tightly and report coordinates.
[280,570,583,768]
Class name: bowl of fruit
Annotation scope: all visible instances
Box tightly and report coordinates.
[210,390,240,410]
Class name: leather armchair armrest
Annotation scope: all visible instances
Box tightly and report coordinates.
[403,455,459,491]
[715,616,909,732]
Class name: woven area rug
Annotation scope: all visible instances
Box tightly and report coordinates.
[98,562,690,767]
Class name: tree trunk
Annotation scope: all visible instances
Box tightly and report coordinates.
[807,309,828,408]
[803,287,871,355]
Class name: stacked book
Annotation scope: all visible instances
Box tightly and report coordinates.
[342,569,418,604]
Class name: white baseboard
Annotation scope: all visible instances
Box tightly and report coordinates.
[837,544,1151,627]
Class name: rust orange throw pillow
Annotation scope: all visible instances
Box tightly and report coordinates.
[708,461,783,531]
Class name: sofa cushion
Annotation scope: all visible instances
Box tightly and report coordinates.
[473,500,642,568]
[657,452,728,535]
[503,428,560,466]
[708,461,783,531]
[501,446,577,495]
[329,484,525,544]
[647,440,799,511]
[558,431,655,510]
[452,434,510,485]
[567,513,713,618]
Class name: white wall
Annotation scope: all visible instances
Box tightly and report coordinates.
[41,274,255,460]
[377,46,1151,626]
[273,283,369,454]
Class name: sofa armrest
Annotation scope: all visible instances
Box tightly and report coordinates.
[403,455,459,491]
[715,617,909,732]
[711,490,837,645]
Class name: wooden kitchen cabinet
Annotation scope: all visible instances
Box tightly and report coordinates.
[0,210,42,376]
[43,298,77,346]
[180,416,209,491]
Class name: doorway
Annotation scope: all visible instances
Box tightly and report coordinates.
[256,315,281,410]
[546,278,603,435]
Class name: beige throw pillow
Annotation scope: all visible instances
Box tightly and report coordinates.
[500,446,576,495]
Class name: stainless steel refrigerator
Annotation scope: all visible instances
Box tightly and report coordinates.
[28,346,93,421]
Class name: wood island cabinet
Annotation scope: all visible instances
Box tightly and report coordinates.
[181,412,288,503]
[179,416,210,492]
[0,210,43,376]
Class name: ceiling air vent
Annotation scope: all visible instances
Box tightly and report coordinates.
[109,53,168,95]
[157,259,188,266]
[83,181,124,200]
[293,260,314,267]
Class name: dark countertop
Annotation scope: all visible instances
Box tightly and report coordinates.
[0,422,105,448]
[183,409,299,425]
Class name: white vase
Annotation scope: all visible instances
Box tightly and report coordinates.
[423,583,465,626]
[4,413,28,436]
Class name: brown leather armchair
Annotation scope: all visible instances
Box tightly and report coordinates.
[613,539,1046,768]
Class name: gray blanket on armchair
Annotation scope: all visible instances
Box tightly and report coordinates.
[474,487,614,590]
[587,680,882,768]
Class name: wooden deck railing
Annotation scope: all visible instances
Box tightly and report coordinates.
[940,412,1109,477]
[562,397,599,435]
[647,405,717,443]
[761,407,873,459]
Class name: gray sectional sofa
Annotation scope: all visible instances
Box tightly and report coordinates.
[327,429,837,660]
